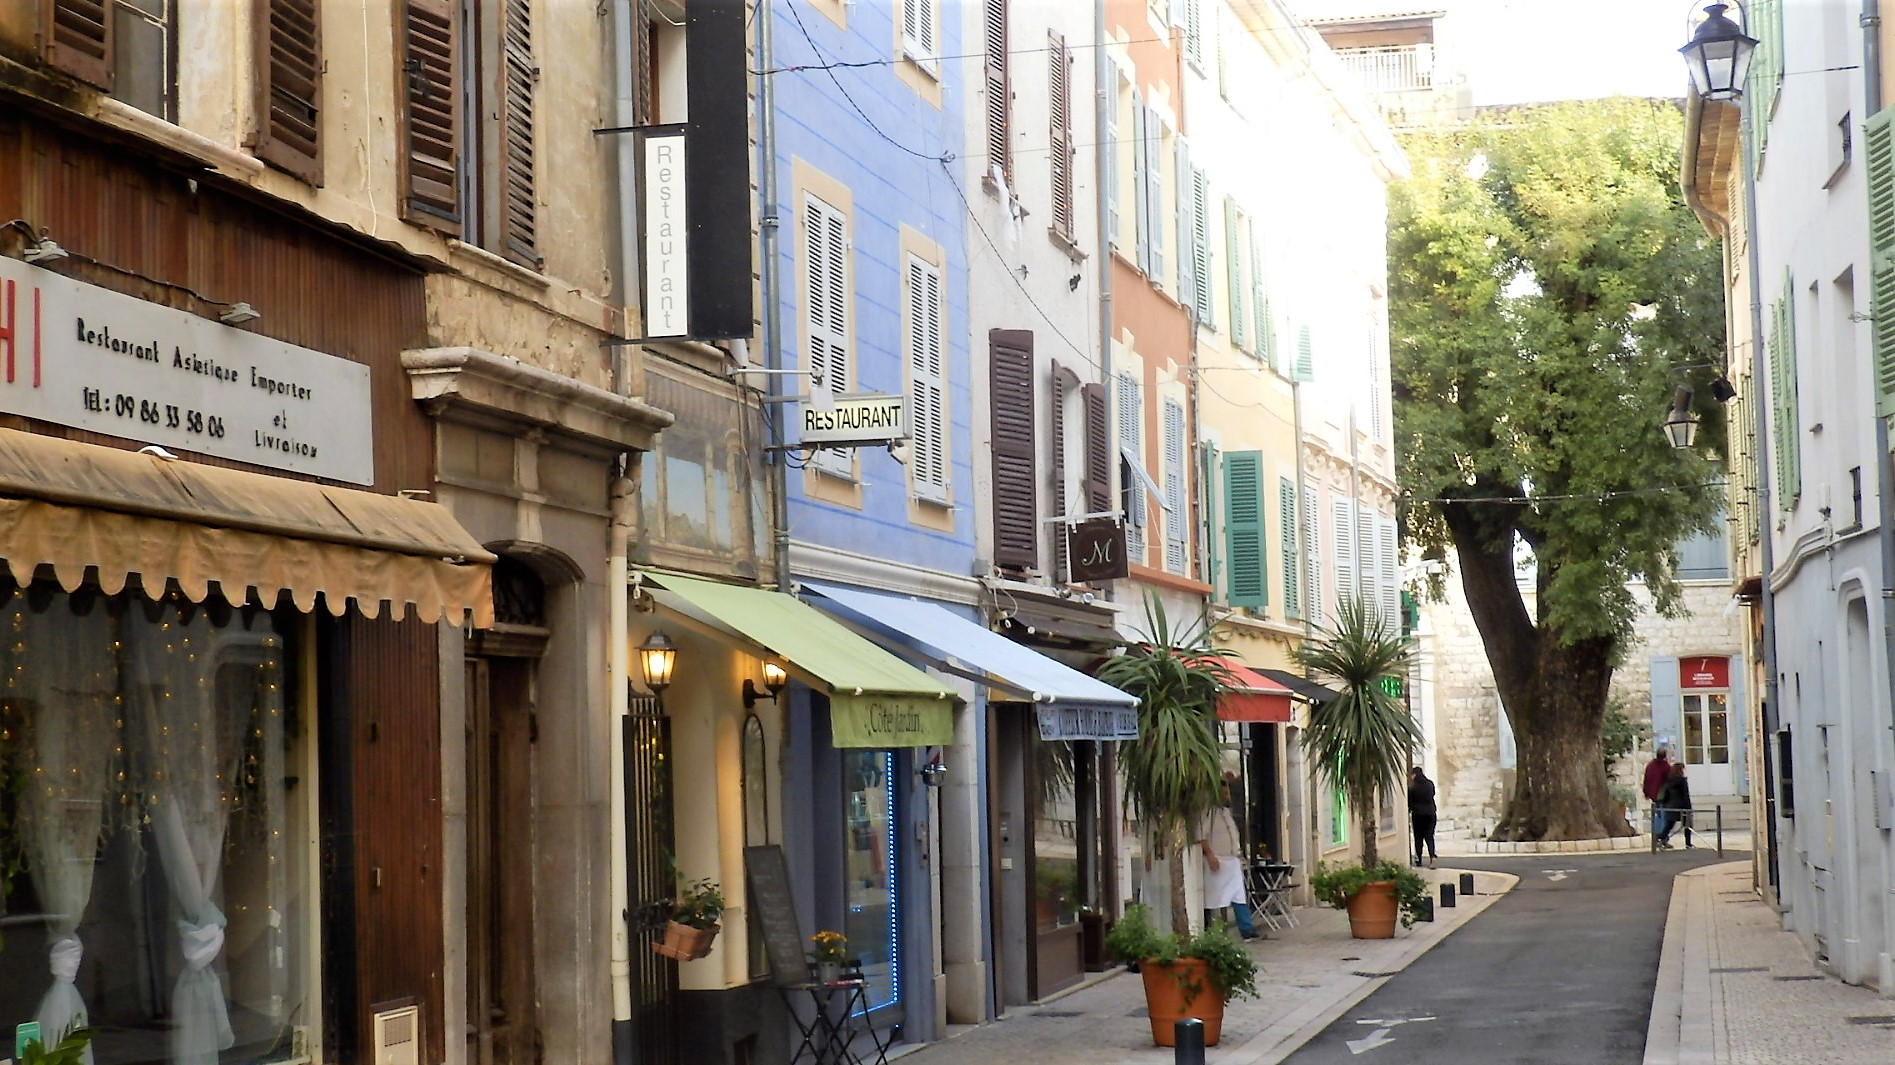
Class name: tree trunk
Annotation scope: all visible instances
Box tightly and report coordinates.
[1167,830,1190,933]
[1358,793,1380,868]
[1448,508,1632,842]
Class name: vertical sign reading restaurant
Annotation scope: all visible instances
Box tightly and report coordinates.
[640,127,690,339]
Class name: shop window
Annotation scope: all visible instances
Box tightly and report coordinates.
[842,750,898,1011]
[0,582,311,1065]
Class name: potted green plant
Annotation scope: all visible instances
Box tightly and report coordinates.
[1093,592,1234,932]
[17,1026,95,1065]
[1105,903,1257,1047]
[1311,860,1430,936]
[652,876,724,961]
[1295,595,1423,938]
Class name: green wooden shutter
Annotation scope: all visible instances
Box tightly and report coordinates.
[1200,441,1219,593]
[1223,450,1267,608]
[1773,270,1800,505]
[1292,323,1313,382]
[1868,108,1895,416]
[1280,476,1300,619]
[1224,197,1245,349]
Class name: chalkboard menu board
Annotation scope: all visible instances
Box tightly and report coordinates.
[745,844,812,986]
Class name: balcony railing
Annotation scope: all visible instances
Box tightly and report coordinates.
[1334,45,1435,94]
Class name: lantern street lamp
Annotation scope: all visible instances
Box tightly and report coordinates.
[1663,386,1700,449]
[1679,2,1759,101]
[639,630,678,695]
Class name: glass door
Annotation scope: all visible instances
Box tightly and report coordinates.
[842,749,899,1011]
[1680,692,1734,794]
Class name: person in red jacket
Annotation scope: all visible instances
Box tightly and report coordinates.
[1642,748,1672,805]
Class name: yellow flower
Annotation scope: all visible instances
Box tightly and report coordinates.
[808,930,849,963]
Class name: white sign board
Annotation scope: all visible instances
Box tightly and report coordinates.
[641,129,690,338]
[0,256,374,483]
[800,393,907,446]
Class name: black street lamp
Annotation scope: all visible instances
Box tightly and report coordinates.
[1679,2,1759,101]
[1663,386,1700,449]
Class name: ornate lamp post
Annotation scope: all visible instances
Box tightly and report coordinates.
[1679,3,1759,101]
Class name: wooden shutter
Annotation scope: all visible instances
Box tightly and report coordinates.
[1050,361,1069,582]
[1117,374,1145,556]
[1279,477,1300,619]
[1376,513,1398,627]
[1331,498,1356,612]
[41,0,112,89]
[1198,442,1218,593]
[805,194,851,476]
[1355,499,1376,607]
[253,0,323,184]
[1082,382,1111,513]
[1869,108,1895,416]
[991,331,1038,570]
[1303,485,1322,625]
[1250,233,1269,367]
[1182,0,1203,67]
[984,0,1010,186]
[909,255,949,501]
[1174,140,1194,313]
[498,0,539,268]
[1146,109,1166,286]
[902,0,938,68]
[1132,92,1149,274]
[1293,322,1313,381]
[1048,31,1075,240]
[400,0,462,233]
[1162,398,1187,573]
[1223,451,1266,608]
[1105,71,1121,251]
[1191,167,1212,323]
[1223,197,1245,349]
[1772,271,1800,504]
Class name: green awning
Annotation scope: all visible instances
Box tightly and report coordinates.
[641,570,957,748]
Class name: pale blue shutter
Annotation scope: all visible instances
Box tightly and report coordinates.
[1223,197,1244,349]
[1147,108,1166,286]
[1280,476,1300,619]
[1176,140,1194,312]
[1650,656,1681,757]
[1132,92,1149,274]
[1190,167,1212,323]
[1729,664,1749,797]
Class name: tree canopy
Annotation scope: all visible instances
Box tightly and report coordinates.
[1389,97,1727,839]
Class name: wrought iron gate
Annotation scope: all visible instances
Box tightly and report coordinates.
[624,696,676,1065]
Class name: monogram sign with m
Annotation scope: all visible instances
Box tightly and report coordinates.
[1065,518,1128,582]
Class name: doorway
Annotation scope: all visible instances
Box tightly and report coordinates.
[1679,691,1734,794]
[464,653,540,1065]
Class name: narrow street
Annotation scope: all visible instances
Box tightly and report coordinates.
[1280,851,1726,1064]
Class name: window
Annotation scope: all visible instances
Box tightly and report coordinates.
[1048,31,1076,244]
[991,331,1038,569]
[1280,477,1300,619]
[803,192,853,477]
[1768,270,1800,506]
[1162,398,1187,573]
[0,584,311,1065]
[906,254,948,502]
[1181,0,1204,69]
[40,0,177,121]
[1222,451,1266,609]
[1145,110,1168,285]
[1190,167,1212,324]
[983,0,1010,187]
[252,0,323,183]
[899,0,939,73]
[398,0,539,269]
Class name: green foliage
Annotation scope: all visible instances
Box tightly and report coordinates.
[668,877,724,929]
[1294,596,1420,867]
[1094,593,1231,848]
[1600,699,1645,774]
[19,1027,96,1065]
[1103,903,1259,1004]
[1309,861,1432,929]
[1390,98,1725,645]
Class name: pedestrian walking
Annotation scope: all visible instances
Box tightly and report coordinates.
[1407,766,1438,868]
[1656,762,1694,849]
[1641,747,1671,805]
[1198,779,1257,939]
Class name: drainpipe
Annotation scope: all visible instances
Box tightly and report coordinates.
[1863,0,1895,757]
[1094,0,1121,921]
[759,0,790,593]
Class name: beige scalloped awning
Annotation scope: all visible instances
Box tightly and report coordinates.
[0,429,495,626]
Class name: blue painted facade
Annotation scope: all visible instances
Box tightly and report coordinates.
[768,0,974,571]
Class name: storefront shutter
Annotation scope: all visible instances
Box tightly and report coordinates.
[1649,656,1681,756]
[1869,108,1895,416]
[499,0,539,269]
[991,330,1038,570]
[1223,451,1266,608]
[984,0,1009,186]
[1082,382,1111,513]
[400,0,463,233]
[253,0,323,184]
[42,0,113,89]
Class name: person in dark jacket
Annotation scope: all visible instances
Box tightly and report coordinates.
[1408,766,1438,868]
[1656,761,1694,849]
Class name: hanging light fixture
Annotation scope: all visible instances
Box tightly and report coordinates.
[1679,2,1759,102]
[743,660,789,707]
[1663,386,1700,449]
[638,630,678,695]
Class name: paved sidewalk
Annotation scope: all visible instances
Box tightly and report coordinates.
[899,868,1517,1065]
[1644,861,1894,1065]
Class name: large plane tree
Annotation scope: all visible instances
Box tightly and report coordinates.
[1389,98,1726,841]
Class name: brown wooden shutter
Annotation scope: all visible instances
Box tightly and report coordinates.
[991,330,1038,572]
[253,0,323,184]
[400,0,462,234]
[1049,360,1067,583]
[41,0,113,89]
[1082,381,1111,513]
[1048,30,1075,240]
[983,0,1009,187]
[498,0,539,268]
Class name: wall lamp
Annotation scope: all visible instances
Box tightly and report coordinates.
[218,302,261,326]
[743,661,788,707]
[639,630,677,696]
[1663,386,1700,449]
[1679,2,1758,102]
[5,219,66,264]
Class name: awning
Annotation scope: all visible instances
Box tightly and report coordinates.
[641,570,957,748]
[1256,667,1340,706]
[0,429,494,625]
[800,581,1139,741]
[1209,656,1295,723]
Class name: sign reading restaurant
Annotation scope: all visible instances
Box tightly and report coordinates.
[800,392,908,446]
[0,255,373,483]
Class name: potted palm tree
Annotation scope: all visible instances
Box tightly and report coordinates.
[1295,594,1422,938]
[1093,592,1234,934]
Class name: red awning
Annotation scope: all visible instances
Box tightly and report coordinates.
[1209,656,1294,723]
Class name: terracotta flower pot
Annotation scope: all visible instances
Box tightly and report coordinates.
[652,919,721,961]
[1345,881,1398,939]
[1138,957,1225,1046]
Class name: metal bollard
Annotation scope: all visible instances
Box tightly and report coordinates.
[1459,872,1475,896]
[1439,882,1456,909]
[1174,1018,1206,1065]
[1716,805,1724,857]
[1417,897,1435,922]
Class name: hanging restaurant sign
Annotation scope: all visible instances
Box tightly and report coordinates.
[1036,703,1139,742]
[1064,517,1129,582]
[0,255,373,483]
[638,125,690,339]
[828,693,953,748]
[800,393,908,446]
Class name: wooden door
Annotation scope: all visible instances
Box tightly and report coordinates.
[465,655,540,1065]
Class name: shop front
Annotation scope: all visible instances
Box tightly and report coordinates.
[628,571,957,1065]
[1206,660,1295,867]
